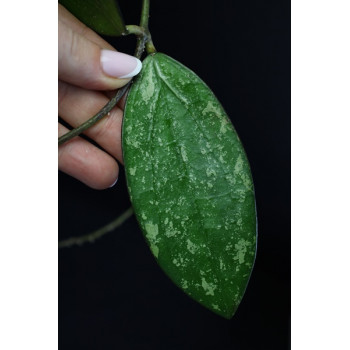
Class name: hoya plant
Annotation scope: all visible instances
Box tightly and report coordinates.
[58,0,257,319]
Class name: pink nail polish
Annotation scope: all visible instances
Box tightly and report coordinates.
[100,50,142,79]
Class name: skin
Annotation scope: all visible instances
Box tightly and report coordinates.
[58,4,129,189]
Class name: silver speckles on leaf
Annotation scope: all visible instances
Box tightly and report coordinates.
[122,53,257,319]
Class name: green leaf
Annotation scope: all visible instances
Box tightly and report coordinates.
[122,53,257,319]
[59,0,126,36]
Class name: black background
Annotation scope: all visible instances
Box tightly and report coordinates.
[59,0,290,349]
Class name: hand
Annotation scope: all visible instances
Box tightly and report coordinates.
[58,4,142,189]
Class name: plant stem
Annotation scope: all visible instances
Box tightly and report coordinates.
[125,24,146,37]
[134,31,148,59]
[126,24,155,55]
[58,82,131,146]
[140,0,151,29]
[140,0,156,54]
[58,207,134,249]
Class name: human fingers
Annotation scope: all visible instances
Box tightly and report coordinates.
[58,4,141,90]
[58,4,114,50]
[58,123,119,189]
[58,81,124,164]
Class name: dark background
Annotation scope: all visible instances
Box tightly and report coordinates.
[59,0,290,349]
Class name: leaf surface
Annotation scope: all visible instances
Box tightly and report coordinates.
[59,0,126,36]
[123,53,257,318]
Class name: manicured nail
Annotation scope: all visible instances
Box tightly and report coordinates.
[100,50,142,79]
[109,177,118,188]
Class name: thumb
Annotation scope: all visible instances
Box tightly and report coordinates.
[58,17,141,90]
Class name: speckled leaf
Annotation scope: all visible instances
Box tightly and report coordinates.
[59,0,126,36]
[122,53,257,319]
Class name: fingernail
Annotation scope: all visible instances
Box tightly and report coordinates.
[109,177,118,188]
[100,50,142,79]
